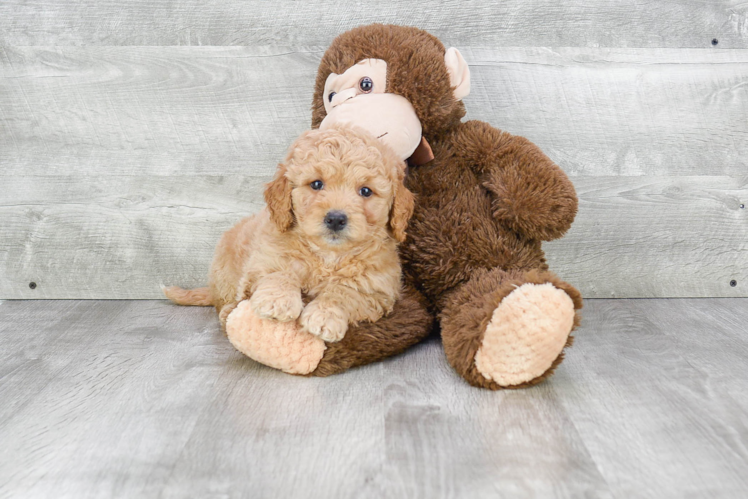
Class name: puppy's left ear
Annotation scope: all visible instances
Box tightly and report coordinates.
[265,163,294,232]
[389,182,415,243]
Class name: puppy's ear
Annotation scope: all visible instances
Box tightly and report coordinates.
[389,182,415,243]
[265,163,294,232]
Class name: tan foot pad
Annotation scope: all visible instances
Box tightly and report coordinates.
[474,283,575,386]
[226,300,326,375]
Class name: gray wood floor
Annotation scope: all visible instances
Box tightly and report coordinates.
[1,299,747,498]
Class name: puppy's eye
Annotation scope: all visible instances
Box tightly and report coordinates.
[359,77,373,93]
[358,186,373,197]
[310,180,324,190]
[328,92,336,103]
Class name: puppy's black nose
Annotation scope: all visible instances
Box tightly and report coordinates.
[324,211,348,232]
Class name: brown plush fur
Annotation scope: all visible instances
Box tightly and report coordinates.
[166,125,414,344]
[311,283,433,376]
[309,24,583,387]
[400,121,579,306]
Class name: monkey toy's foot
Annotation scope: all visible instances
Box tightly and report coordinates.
[474,283,575,386]
[225,286,433,378]
[440,269,582,389]
[225,300,326,375]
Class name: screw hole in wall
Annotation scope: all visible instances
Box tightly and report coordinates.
[730,280,737,287]
[711,38,719,46]
[29,282,37,289]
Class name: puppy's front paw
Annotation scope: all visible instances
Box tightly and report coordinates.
[249,289,303,322]
[299,302,348,343]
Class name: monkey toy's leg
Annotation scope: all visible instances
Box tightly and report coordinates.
[439,267,583,389]
[224,284,433,376]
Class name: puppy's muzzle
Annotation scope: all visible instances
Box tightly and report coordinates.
[324,211,348,232]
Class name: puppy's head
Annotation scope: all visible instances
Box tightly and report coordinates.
[265,125,414,247]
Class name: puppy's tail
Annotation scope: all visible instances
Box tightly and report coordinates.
[161,285,213,306]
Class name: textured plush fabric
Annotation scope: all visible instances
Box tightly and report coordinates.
[439,268,582,389]
[226,300,326,375]
[474,283,576,386]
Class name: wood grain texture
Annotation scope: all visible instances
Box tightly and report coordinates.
[553,298,748,497]
[0,175,265,299]
[0,46,317,178]
[0,0,746,48]
[1,175,745,299]
[2,46,747,177]
[379,340,611,498]
[463,47,748,177]
[1,298,747,497]
[544,175,748,298]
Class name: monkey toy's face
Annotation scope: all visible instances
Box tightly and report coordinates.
[320,59,423,161]
[318,47,470,162]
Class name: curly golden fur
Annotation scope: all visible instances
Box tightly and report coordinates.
[165,125,414,343]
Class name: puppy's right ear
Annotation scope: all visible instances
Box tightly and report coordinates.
[389,182,415,243]
[264,163,294,232]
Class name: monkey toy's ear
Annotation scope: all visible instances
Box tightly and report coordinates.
[445,47,471,100]
[264,164,294,232]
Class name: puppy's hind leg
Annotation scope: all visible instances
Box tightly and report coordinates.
[218,302,238,330]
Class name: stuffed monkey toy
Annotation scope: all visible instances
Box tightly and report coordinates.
[225,24,582,389]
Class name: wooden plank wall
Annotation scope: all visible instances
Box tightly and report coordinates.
[1,1,747,299]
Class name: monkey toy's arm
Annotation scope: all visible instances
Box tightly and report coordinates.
[455,120,578,241]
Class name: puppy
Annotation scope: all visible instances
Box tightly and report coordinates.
[164,125,414,342]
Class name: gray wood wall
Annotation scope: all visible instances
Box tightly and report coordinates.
[1,1,746,299]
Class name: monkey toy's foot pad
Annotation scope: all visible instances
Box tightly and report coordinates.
[226,300,326,375]
[474,283,575,386]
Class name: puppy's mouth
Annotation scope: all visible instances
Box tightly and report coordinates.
[376,132,389,139]
[322,231,349,245]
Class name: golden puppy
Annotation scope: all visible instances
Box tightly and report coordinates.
[164,125,414,342]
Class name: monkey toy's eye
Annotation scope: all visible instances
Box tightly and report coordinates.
[359,77,373,93]
[311,180,324,190]
[358,186,373,197]
[328,91,336,103]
